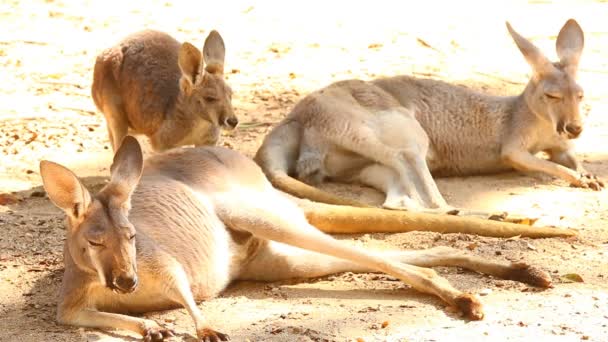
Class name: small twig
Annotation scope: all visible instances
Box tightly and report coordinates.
[51,106,97,116]
[39,80,85,89]
[238,121,271,129]
[416,37,444,55]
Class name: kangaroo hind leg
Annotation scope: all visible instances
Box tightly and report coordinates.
[239,242,551,288]
[214,190,483,320]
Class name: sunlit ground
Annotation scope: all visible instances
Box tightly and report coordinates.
[1,0,608,341]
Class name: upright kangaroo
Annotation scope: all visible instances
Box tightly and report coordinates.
[40,137,558,341]
[255,19,603,217]
[92,30,237,152]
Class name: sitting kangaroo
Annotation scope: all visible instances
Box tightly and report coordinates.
[92,30,237,152]
[255,19,603,217]
[40,137,556,341]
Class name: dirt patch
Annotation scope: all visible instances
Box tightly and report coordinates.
[1,1,608,341]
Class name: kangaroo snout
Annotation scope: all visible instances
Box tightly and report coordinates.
[113,273,139,293]
[223,116,239,129]
[565,122,583,138]
[558,120,583,139]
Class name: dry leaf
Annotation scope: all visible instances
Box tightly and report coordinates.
[0,193,20,205]
[561,273,584,283]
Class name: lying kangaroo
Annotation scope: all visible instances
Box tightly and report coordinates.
[92,30,237,152]
[255,19,603,218]
[40,137,557,341]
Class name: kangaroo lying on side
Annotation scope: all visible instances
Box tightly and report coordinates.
[255,19,603,219]
[92,30,237,152]
[40,137,556,341]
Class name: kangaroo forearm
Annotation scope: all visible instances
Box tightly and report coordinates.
[504,151,580,183]
[548,149,583,172]
[61,309,149,336]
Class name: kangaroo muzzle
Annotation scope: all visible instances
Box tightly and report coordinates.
[558,120,583,139]
[110,272,139,293]
[564,122,582,138]
[223,116,239,130]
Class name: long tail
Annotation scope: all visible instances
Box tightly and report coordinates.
[300,201,577,239]
[254,119,369,207]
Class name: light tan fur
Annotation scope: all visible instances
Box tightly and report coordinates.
[40,137,555,341]
[255,19,603,229]
[92,30,237,152]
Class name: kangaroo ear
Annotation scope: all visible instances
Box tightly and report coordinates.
[556,19,584,76]
[178,42,203,91]
[202,30,225,75]
[40,160,91,219]
[108,136,143,208]
[506,21,556,76]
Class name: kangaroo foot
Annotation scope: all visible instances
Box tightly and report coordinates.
[503,262,553,288]
[198,327,230,342]
[453,293,484,320]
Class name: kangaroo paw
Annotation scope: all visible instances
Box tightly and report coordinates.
[505,262,553,288]
[199,328,230,342]
[454,293,484,320]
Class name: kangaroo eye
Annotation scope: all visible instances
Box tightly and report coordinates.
[88,240,104,247]
[204,96,218,102]
[129,234,136,241]
[544,93,562,100]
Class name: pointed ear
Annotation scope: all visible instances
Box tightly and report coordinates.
[40,160,91,219]
[556,19,584,75]
[506,21,556,76]
[178,42,203,90]
[202,30,225,75]
[108,136,143,208]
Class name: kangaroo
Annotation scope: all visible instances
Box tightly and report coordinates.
[255,19,603,222]
[92,30,237,152]
[40,137,559,341]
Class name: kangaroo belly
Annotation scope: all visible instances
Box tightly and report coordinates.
[426,141,511,176]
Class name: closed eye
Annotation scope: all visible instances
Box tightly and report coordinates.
[88,240,104,247]
[129,234,136,241]
[545,93,562,100]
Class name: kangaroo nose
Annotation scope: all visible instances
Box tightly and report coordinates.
[225,117,238,129]
[565,123,582,137]
[114,275,138,293]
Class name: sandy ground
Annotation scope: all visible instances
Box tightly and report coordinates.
[1,0,608,341]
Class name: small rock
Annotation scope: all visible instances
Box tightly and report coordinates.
[30,191,45,198]
[479,289,492,296]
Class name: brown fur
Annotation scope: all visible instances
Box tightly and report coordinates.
[92,30,237,152]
